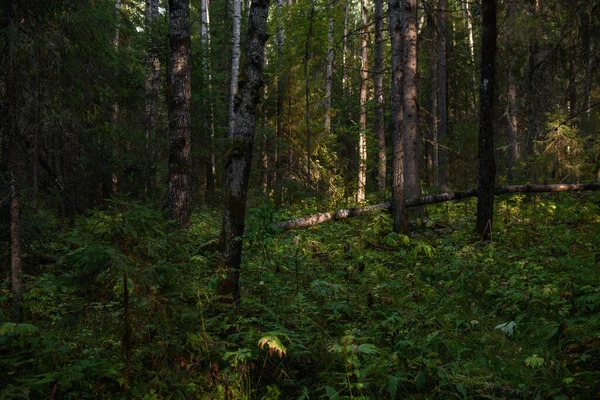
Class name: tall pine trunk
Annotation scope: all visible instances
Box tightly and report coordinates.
[145,0,160,192]
[219,0,270,302]
[201,0,215,200]
[374,0,386,192]
[168,0,192,229]
[389,0,408,233]
[357,0,369,203]
[401,0,422,212]
[476,0,497,241]
[437,0,448,189]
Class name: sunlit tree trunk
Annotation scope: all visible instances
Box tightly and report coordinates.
[401,0,421,212]
[168,0,192,229]
[374,0,385,192]
[460,0,474,65]
[219,0,270,302]
[145,0,160,192]
[228,0,242,138]
[476,0,497,241]
[437,0,448,189]
[357,0,369,203]
[389,0,408,233]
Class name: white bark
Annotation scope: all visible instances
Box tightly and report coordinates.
[228,0,242,138]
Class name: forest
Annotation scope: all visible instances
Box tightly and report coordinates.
[1,0,600,398]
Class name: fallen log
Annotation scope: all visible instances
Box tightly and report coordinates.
[275,183,600,231]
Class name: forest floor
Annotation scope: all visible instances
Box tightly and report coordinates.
[2,192,600,399]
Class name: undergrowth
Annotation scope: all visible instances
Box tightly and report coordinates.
[1,193,599,399]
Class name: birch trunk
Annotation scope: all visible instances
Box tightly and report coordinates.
[168,0,192,229]
[389,0,408,233]
[357,0,369,202]
[219,0,270,302]
[276,183,600,231]
[228,0,242,138]
[476,0,497,241]
[374,0,386,192]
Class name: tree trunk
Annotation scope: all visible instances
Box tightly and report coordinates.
[389,0,408,233]
[145,0,160,193]
[476,0,497,241]
[228,0,242,138]
[324,11,334,137]
[357,0,369,202]
[275,183,600,231]
[374,0,386,192]
[219,0,270,302]
[168,0,192,229]
[506,70,519,183]
[526,0,540,156]
[437,0,448,189]
[201,0,215,201]
[274,0,284,204]
[461,0,474,65]
[401,0,422,212]
[304,0,314,184]
[2,0,22,322]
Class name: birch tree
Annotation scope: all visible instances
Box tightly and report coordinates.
[228,0,242,138]
[219,0,270,302]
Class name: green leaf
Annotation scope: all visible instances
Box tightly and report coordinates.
[324,386,339,399]
[525,354,545,368]
[355,343,379,355]
[494,321,516,337]
[258,332,288,358]
[0,323,39,336]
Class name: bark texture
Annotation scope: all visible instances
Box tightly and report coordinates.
[437,0,448,189]
[168,0,192,229]
[357,0,369,202]
[228,0,242,138]
[389,0,408,233]
[276,183,600,231]
[476,0,497,240]
[374,0,385,192]
[324,12,334,136]
[145,0,160,192]
[401,0,422,208]
[219,0,270,302]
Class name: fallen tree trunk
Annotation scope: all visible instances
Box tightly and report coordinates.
[275,183,600,231]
